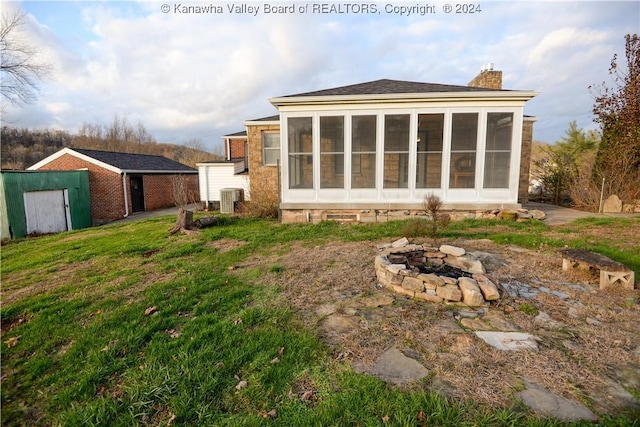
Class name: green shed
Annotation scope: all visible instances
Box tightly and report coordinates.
[1,170,92,239]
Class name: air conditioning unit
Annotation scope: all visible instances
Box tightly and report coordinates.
[220,188,244,214]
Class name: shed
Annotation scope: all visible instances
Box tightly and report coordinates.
[0,170,92,239]
[28,148,199,224]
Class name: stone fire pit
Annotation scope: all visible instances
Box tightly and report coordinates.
[375,238,500,306]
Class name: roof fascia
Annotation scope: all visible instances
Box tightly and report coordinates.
[270,91,538,107]
[120,170,197,174]
[27,147,123,173]
[243,119,280,126]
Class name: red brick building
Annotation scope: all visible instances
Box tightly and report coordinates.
[222,130,248,164]
[29,148,199,224]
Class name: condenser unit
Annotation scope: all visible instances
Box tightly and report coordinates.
[220,188,243,214]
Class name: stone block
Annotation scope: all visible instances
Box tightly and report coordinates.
[475,331,539,351]
[377,269,404,287]
[439,245,465,256]
[391,284,415,298]
[441,276,458,285]
[417,273,445,288]
[529,209,546,220]
[472,273,500,300]
[386,264,407,274]
[402,276,425,292]
[415,292,443,303]
[425,251,446,258]
[602,195,622,213]
[445,253,486,274]
[391,237,409,248]
[436,284,462,302]
[458,277,485,306]
[374,255,390,269]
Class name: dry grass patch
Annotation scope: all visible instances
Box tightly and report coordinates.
[230,237,640,415]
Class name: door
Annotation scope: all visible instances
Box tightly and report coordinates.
[130,176,145,212]
[24,189,70,235]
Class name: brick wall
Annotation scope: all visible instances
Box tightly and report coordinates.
[247,124,280,198]
[226,138,247,160]
[142,174,199,210]
[467,70,503,90]
[37,154,125,223]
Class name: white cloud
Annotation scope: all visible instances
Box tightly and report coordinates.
[2,0,638,150]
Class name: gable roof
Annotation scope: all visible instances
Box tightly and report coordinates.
[28,148,197,174]
[270,78,537,107]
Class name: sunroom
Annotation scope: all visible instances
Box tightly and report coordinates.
[268,78,537,223]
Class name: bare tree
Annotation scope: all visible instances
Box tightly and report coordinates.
[1,10,52,107]
[590,34,640,205]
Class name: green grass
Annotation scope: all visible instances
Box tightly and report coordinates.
[2,214,639,426]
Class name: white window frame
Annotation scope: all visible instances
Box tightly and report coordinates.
[262,131,281,166]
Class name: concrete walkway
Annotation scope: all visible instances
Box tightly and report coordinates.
[112,205,196,224]
[523,201,639,226]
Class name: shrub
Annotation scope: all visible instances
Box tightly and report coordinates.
[238,178,279,219]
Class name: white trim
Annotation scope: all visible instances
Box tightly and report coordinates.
[27,147,122,173]
[281,105,526,207]
[270,90,537,107]
[122,173,129,218]
[243,119,280,126]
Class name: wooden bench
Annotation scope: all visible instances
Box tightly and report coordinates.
[559,248,635,290]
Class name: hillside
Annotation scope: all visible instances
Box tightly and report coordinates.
[1,125,221,170]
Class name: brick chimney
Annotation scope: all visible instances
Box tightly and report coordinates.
[468,63,502,89]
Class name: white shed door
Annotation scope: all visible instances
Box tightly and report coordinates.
[24,190,70,235]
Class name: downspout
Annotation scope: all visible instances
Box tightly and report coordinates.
[122,172,130,218]
[226,138,231,161]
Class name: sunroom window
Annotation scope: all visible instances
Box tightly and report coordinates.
[288,117,313,189]
[483,113,513,188]
[383,114,410,189]
[351,115,376,189]
[416,114,444,188]
[320,116,344,189]
[449,113,478,189]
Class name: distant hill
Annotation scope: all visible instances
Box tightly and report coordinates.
[1,126,222,170]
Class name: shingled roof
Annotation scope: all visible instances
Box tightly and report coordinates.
[71,149,196,172]
[28,148,197,173]
[280,79,505,98]
[222,130,247,138]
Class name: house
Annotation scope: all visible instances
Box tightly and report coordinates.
[222,130,248,163]
[240,67,537,223]
[28,148,199,224]
[196,130,251,210]
[0,170,92,239]
[197,159,249,210]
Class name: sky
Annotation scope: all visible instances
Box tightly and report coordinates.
[1,0,638,153]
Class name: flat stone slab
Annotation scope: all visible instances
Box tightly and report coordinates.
[368,347,429,385]
[516,382,598,422]
[475,331,538,351]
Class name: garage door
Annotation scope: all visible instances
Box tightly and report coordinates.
[24,189,71,235]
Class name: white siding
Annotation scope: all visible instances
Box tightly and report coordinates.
[198,163,250,202]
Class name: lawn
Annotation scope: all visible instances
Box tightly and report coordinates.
[2,214,639,426]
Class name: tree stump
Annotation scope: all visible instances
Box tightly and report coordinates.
[169,208,194,234]
[169,208,221,234]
